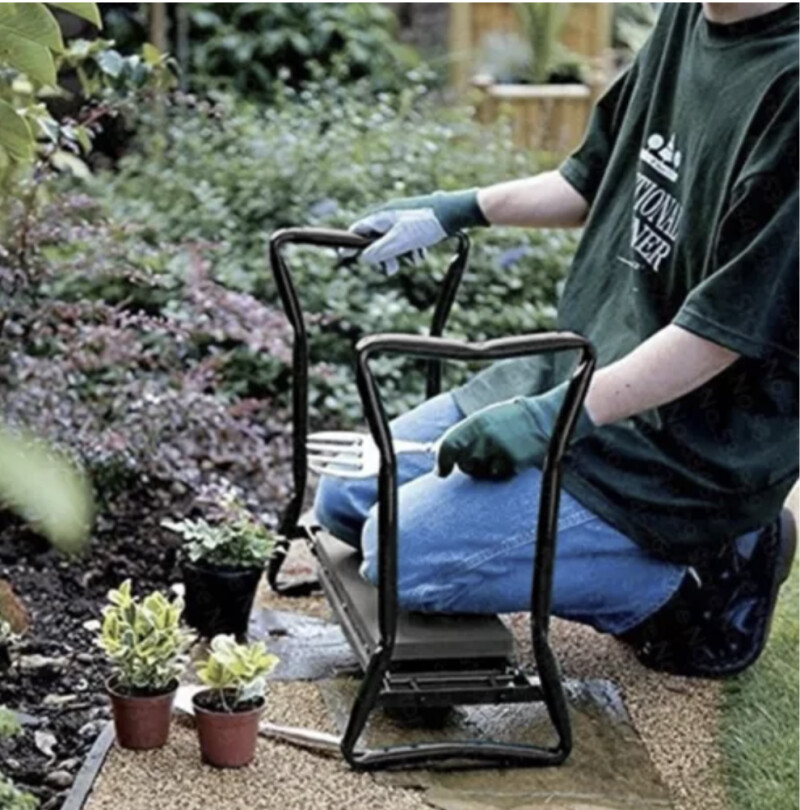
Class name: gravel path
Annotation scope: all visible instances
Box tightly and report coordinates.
[255,543,727,810]
[85,542,729,810]
[85,682,428,810]
[521,616,725,810]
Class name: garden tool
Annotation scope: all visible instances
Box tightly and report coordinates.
[306,433,441,479]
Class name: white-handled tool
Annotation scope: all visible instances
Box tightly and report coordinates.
[306,431,442,479]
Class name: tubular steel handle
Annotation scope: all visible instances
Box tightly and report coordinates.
[352,332,595,760]
[268,228,470,561]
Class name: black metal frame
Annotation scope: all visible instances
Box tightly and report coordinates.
[267,227,468,595]
[267,228,596,769]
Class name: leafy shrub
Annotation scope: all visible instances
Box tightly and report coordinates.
[196,634,278,711]
[162,502,276,569]
[0,777,38,810]
[88,80,577,424]
[0,3,174,200]
[98,580,195,693]
[0,3,101,177]
[1,193,295,518]
[105,3,419,101]
[516,4,586,84]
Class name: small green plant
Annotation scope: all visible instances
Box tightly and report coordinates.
[162,504,276,568]
[98,580,195,694]
[478,31,533,84]
[0,776,38,810]
[0,426,92,555]
[196,634,278,712]
[0,705,22,739]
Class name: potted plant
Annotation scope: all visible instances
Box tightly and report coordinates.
[192,634,278,768]
[163,503,276,640]
[98,580,195,750]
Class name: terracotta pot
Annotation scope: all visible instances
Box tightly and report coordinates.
[192,690,264,768]
[181,561,263,641]
[107,678,177,750]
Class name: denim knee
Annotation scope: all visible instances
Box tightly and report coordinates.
[360,508,379,584]
[313,475,367,548]
[360,503,456,612]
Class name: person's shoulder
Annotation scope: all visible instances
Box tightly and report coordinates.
[739,63,798,186]
[759,6,799,70]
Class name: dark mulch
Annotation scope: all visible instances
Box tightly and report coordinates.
[0,486,193,809]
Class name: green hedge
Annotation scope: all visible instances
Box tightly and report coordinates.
[86,80,579,422]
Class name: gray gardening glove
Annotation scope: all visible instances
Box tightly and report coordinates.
[350,189,489,274]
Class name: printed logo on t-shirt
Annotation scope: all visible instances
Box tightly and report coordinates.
[621,131,684,273]
[640,133,682,182]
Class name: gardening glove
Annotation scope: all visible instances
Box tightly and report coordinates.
[436,381,595,481]
[350,189,489,274]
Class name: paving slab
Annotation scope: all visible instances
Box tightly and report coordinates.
[249,607,359,681]
[321,677,673,810]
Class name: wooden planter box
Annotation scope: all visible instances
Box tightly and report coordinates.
[472,76,596,155]
[450,3,612,155]
[450,3,612,88]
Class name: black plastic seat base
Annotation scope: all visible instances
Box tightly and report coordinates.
[313,528,516,669]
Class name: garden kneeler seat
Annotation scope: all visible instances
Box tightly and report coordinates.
[267,228,596,769]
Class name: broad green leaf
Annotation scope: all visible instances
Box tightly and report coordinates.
[96,48,123,78]
[0,3,64,52]
[0,28,56,85]
[0,426,93,554]
[0,99,34,160]
[75,127,92,153]
[36,115,60,143]
[142,42,161,65]
[51,149,90,178]
[47,2,101,28]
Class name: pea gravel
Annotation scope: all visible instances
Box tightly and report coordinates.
[85,681,429,810]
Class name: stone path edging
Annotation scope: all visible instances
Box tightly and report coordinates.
[61,722,115,810]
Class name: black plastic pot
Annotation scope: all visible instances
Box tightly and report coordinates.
[181,560,263,641]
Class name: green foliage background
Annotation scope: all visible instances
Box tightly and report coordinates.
[79,79,576,424]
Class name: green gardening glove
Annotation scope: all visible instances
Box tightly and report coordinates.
[436,381,595,480]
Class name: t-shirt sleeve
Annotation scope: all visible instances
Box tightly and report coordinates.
[674,86,799,362]
[558,64,639,204]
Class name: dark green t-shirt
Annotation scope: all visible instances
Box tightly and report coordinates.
[454,3,799,564]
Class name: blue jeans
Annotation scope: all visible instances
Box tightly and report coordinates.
[314,393,686,635]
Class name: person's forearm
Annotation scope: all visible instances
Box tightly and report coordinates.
[584,324,739,426]
[477,171,590,229]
